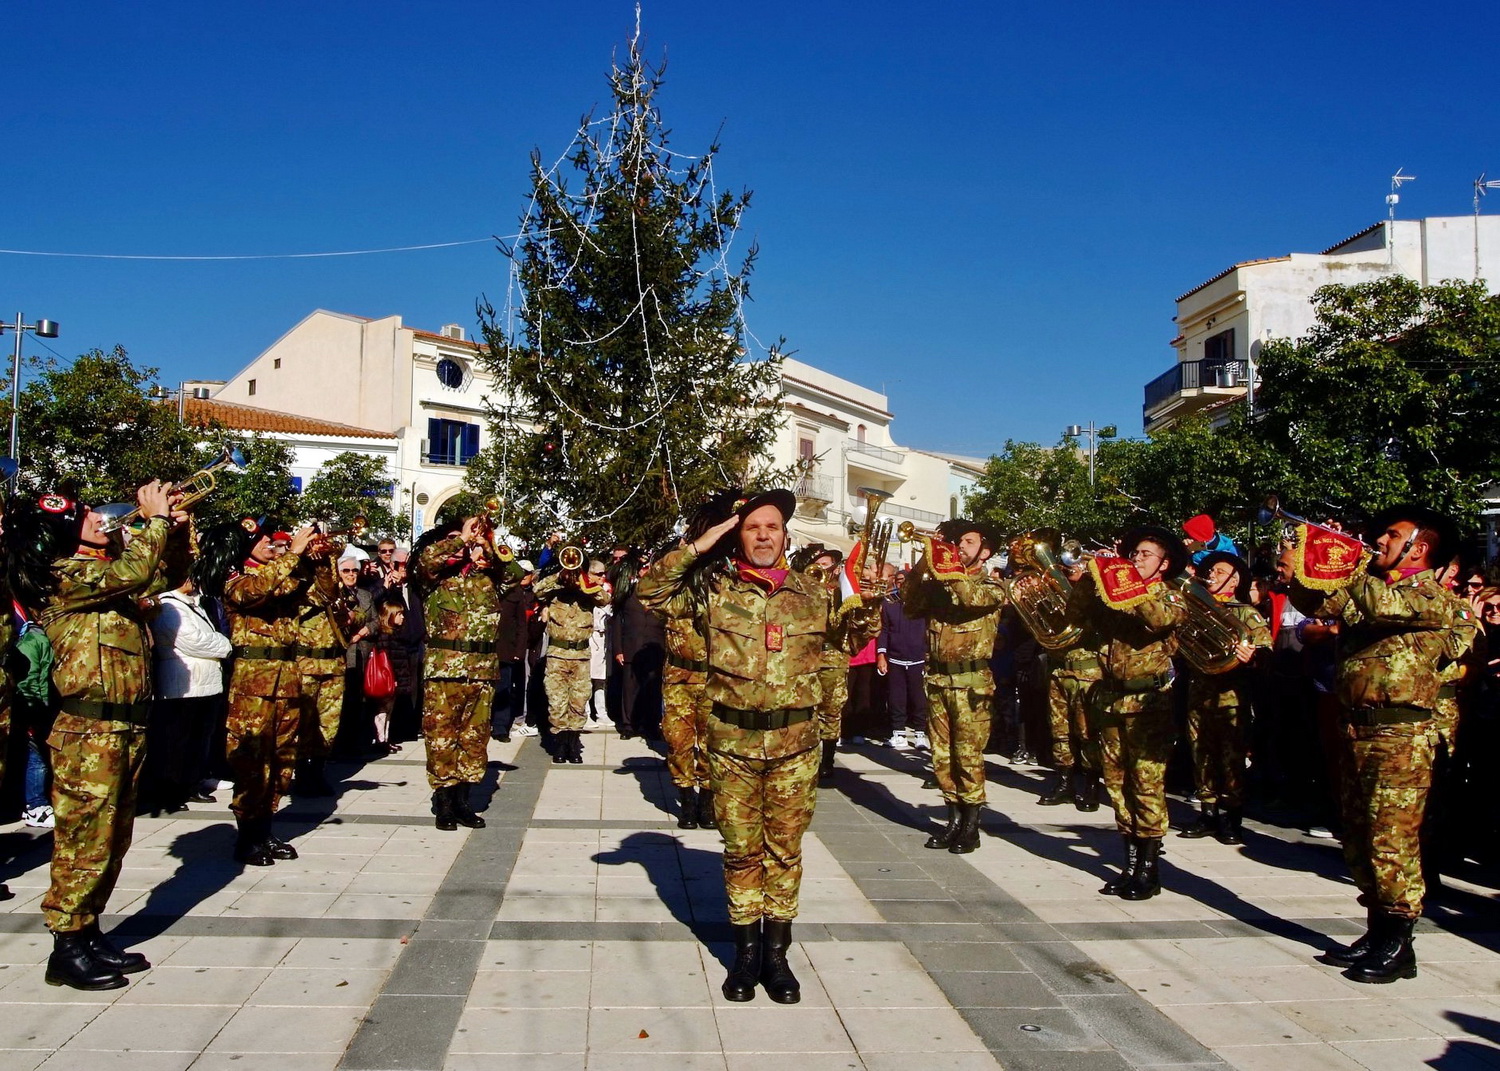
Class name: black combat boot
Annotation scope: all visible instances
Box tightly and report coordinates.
[1037,769,1071,806]
[1317,908,1378,968]
[567,730,584,764]
[433,786,458,832]
[1177,800,1218,839]
[925,802,959,849]
[759,919,801,1004]
[949,803,982,854]
[46,930,128,990]
[79,921,149,974]
[677,788,699,829]
[818,740,836,782]
[696,789,717,830]
[294,757,334,797]
[1345,915,1417,984]
[1073,770,1101,812]
[264,822,299,860]
[1216,806,1244,846]
[234,817,276,866]
[0,882,12,901]
[721,920,761,1001]
[451,784,486,829]
[1100,835,1140,895]
[1119,837,1162,900]
[552,734,568,764]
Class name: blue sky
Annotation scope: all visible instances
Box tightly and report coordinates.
[4,1,1495,457]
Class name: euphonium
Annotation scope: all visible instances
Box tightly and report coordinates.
[1170,576,1256,675]
[853,487,893,597]
[1002,530,1083,651]
[96,446,248,534]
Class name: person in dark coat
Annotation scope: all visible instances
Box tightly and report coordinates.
[609,561,666,740]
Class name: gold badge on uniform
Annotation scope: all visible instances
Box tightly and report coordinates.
[765,623,784,651]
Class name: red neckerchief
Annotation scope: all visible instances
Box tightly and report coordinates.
[243,557,263,571]
[734,556,788,594]
[1385,566,1424,586]
[74,546,110,561]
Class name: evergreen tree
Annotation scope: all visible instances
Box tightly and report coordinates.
[474,28,784,551]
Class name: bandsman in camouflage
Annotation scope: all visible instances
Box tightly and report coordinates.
[638,488,830,1006]
[534,553,610,764]
[661,508,724,830]
[1290,506,1474,984]
[901,518,1008,855]
[797,546,847,781]
[1177,551,1271,845]
[1039,633,1105,811]
[1065,525,1187,902]
[1420,561,1483,888]
[415,515,518,831]
[202,517,327,868]
[291,540,352,797]
[19,482,189,989]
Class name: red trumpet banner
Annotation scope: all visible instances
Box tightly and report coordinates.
[1290,523,1370,591]
[1087,556,1161,610]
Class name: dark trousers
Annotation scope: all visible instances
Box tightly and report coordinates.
[843,663,889,740]
[142,695,217,807]
[621,650,665,736]
[492,661,526,736]
[886,661,927,733]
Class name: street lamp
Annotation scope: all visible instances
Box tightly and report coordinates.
[1,312,59,475]
[1063,422,1117,488]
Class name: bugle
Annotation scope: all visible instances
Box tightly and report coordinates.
[1255,495,1374,548]
[477,494,515,562]
[96,446,248,533]
[896,520,943,544]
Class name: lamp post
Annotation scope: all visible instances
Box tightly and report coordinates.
[1063,422,1117,488]
[149,382,190,424]
[1,313,60,476]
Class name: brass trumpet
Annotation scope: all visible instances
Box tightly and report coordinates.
[557,545,585,573]
[96,446,247,534]
[1255,495,1374,548]
[477,494,514,562]
[310,515,368,558]
[896,520,944,544]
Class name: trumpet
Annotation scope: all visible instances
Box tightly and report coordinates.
[1058,539,1103,569]
[476,495,515,563]
[1255,495,1374,548]
[96,446,247,534]
[310,515,368,557]
[557,545,585,573]
[896,521,944,544]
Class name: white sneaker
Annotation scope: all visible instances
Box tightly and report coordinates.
[911,731,929,750]
[201,778,233,792]
[1307,825,1335,839]
[22,805,54,829]
[513,724,538,738]
[889,732,910,751]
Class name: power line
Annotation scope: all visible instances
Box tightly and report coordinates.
[0,236,509,262]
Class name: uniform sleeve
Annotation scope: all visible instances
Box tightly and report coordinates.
[147,526,194,598]
[303,557,339,608]
[48,518,170,614]
[224,551,306,609]
[532,573,561,601]
[1128,586,1188,632]
[947,574,1008,611]
[635,545,700,620]
[1443,599,1480,663]
[417,534,465,583]
[1342,574,1451,630]
[1239,604,1273,651]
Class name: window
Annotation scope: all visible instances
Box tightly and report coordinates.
[798,437,815,464]
[273,358,281,369]
[1203,328,1235,367]
[427,418,480,466]
[856,424,867,443]
[436,358,466,389]
[248,379,257,396]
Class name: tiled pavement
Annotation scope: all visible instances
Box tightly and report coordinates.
[1,725,1499,1070]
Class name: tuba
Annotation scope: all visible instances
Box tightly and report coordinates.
[1002,529,1083,651]
[1170,576,1256,675]
[852,487,893,597]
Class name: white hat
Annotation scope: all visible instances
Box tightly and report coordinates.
[340,546,370,564]
[517,558,536,573]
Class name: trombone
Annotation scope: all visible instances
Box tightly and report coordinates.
[96,446,247,533]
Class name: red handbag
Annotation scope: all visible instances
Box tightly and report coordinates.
[364,648,396,700]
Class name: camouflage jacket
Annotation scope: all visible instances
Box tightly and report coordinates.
[1312,570,1469,712]
[293,556,345,675]
[901,566,1008,686]
[225,551,318,699]
[663,612,706,671]
[1435,586,1482,691]
[43,518,187,731]
[1055,632,1107,681]
[1066,574,1187,710]
[1187,600,1273,708]
[418,534,514,680]
[534,573,610,661]
[638,545,830,759]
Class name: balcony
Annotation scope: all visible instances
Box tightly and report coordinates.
[846,438,905,464]
[1142,359,1250,430]
[794,473,835,510]
[849,496,944,525]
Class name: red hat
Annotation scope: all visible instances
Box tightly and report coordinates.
[1182,514,1216,543]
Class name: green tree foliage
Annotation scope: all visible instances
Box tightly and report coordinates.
[193,435,300,531]
[968,438,1142,544]
[473,31,784,551]
[300,452,407,541]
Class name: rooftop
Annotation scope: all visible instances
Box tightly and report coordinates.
[182,397,398,439]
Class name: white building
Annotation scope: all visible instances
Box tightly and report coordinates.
[1145,215,1500,433]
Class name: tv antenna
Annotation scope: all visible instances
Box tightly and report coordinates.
[1473,172,1500,280]
[1387,168,1416,220]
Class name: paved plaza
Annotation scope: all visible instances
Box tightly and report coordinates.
[1,726,1499,1070]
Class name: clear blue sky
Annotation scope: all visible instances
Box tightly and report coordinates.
[4,1,1495,457]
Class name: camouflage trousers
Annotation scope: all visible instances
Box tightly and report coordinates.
[297,669,344,760]
[662,670,711,789]
[546,656,591,733]
[816,665,847,742]
[1186,702,1248,808]
[1432,696,1459,754]
[1047,672,1099,774]
[927,681,993,805]
[1095,689,1175,839]
[227,695,301,821]
[711,741,819,924]
[44,726,146,932]
[424,679,493,789]
[1339,718,1437,920]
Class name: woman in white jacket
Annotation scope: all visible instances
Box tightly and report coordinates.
[142,578,234,813]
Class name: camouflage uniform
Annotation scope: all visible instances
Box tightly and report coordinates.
[42,519,185,933]
[293,557,349,760]
[901,566,1007,806]
[1046,637,1105,775]
[662,614,711,789]
[639,545,830,924]
[224,550,323,820]
[1067,575,1186,839]
[1184,600,1272,808]
[418,535,513,789]
[819,594,882,742]
[534,573,610,734]
[1304,570,1471,920]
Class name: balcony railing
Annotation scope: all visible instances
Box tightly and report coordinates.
[795,474,835,502]
[846,438,905,464]
[849,497,943,524]
[1143,359,1249,414]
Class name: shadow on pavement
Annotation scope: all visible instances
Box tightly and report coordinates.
[592,830,731,950]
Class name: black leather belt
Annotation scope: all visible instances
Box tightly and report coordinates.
[429,637,496,654]
[60,698,150,724]
[711,705,813,731]
[1105,673,1170,693]
[1436,684,1459,700]
[234,644,298,661]
[550,637,590,651]
[928,658,990,676]
[296,645,343,660]
[1347,707,1432,727]
[666,653,707,673]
